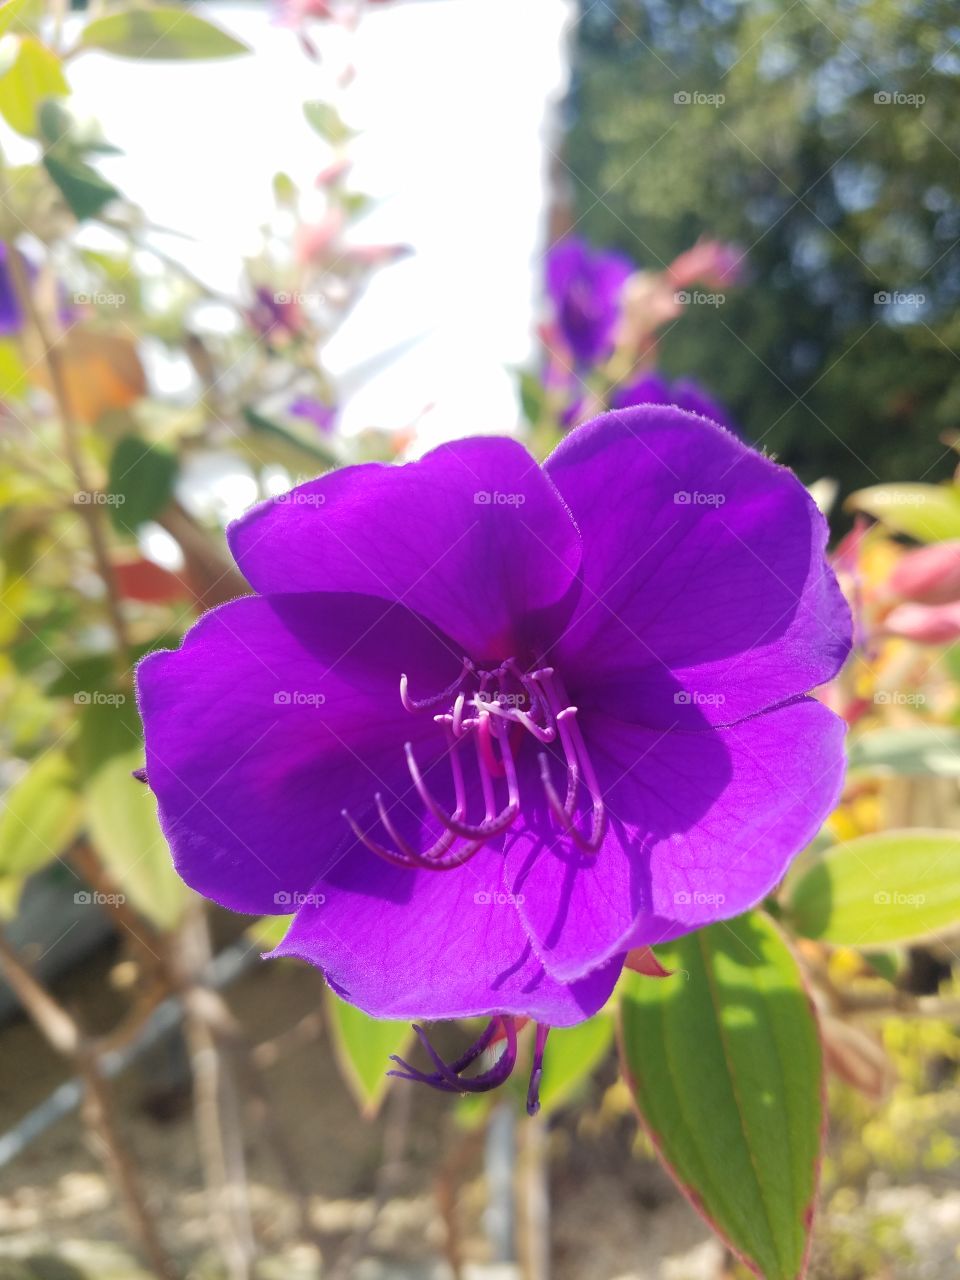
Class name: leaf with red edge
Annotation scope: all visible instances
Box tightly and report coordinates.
[618,912,823,1280]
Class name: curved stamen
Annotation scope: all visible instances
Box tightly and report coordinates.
[400,659,473,713]
[342,804,485,871]
[539,747,606,854]
[526,1024,550,1116]
[531,669,606,853]
[388,1016,518,1094]
[558,705,607,852]
[405,722,520,841]
[346,658,607,869]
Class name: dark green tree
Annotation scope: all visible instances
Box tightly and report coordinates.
[566,0,960,495]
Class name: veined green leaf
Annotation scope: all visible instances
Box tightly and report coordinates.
[786,828,960,947]
[619,912,821,1280]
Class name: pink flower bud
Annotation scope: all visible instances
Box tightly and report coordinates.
[884,600,960,644]
[889,539,960,605]
[667,239,745,289]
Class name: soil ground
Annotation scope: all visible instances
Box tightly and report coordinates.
[0,935,957,1280]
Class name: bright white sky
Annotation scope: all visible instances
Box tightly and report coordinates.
[63,0,574,451]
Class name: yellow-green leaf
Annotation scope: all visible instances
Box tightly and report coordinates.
[325,989,412,1117]
[537,1014,614,1115]
[786,829,960,947]
[76,699,187,930]
[0,0,41,39]
[0,35,69,137]
[80,9,249,60]
[847,483,960,543]
[0,749,80,877]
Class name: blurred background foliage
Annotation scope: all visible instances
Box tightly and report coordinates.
[566,0,960,496]
[0,1,959,1277]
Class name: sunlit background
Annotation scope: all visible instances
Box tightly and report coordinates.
[2,1,960,1278]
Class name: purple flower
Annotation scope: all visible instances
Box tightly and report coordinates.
[137,406,849,1108]
[0,243,26,336]
[612,371,737,434]
[289,395,337,434]
[247,286,304,340]
[546,236,633,367]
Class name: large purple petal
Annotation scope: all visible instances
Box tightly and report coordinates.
[544,406,851,727]
[506,697,846,980]
[227,437,581,662]
[136,592,465,914]
[270,841,622,1025]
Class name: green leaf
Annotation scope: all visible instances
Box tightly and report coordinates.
[517,369,546,427]
[847,726,960,777]
[76,698,187,929]
[106,435,179,533]
[847,483,960,543]
[0,0,42,39]
[303,100,355,144]
[0,35,69,137]
[272,171,297,206]
[619,912,821,1280]
[325,989,412,1116]
[864,951,901,984]
[786,829,960,948]
[242,406,340,469]
[43,149,120,221]
[80,9,249,60]
[0,750,81,877]
[537,1014,614,1115]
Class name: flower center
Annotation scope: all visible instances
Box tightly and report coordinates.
[341,657,607,870]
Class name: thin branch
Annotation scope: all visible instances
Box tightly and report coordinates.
[6,247,132,670]
[0,926,176,1278]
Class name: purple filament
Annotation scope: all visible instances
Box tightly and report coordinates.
[343,660,607,869]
